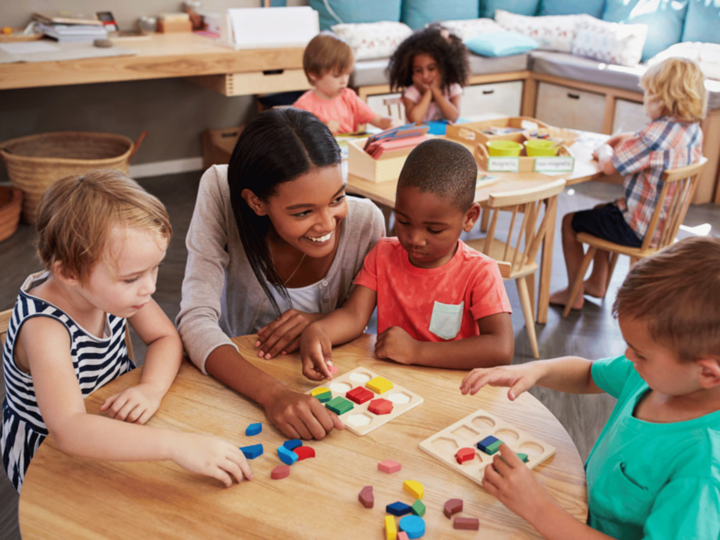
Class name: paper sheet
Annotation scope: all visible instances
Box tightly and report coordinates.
[0,41,59,54]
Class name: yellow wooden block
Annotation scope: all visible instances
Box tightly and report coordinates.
[367,376,393,394]
[403,479,423,500]
[311,387,330,397]
[385,515,397,540]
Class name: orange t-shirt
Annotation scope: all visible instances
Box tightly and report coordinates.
[354,238,512,341]
[293,88,377,134]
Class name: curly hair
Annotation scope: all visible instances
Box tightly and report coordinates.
[387,24,470,93]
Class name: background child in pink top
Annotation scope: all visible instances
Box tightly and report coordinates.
[300,139,513,380]
[294,32,397,135]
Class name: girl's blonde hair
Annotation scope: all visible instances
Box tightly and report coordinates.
[35,169,172,284]
[641,57,707,123]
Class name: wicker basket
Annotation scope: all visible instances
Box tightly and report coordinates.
[0,186,22,243]
[0,132,138,224]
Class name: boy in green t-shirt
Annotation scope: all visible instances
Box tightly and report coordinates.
[461,236,720,539]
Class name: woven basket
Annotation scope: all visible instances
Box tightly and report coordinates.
[0,132,137,224]
[0,186,22,243]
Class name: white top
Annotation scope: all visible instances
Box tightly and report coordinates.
[254,281,323,331]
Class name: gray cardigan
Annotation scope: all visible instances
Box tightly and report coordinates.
[176,165,385,373]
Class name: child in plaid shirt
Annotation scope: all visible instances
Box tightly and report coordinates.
[551,58,706,311]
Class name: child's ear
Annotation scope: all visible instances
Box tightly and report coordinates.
[695,358,720,389]
[462,202,481,232]
[52,261,80,286]
[241,189,268,216]
[307,71,319,84]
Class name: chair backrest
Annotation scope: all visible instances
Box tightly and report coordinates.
[0,308,10,350]
[482,179,567,275]
[641,157,707,251]
[382,96,405,120]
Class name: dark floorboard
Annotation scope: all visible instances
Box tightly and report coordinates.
[1,172,718,538]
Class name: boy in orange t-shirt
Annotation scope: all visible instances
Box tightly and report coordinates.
[293,32,398,135]
[300,139,513,380]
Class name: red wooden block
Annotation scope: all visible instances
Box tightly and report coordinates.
[346,386,374,405]
[358,485,374,508]
[368,398,393,415]
[453,517,479,530]
[444,498,463,519]
[455,447,475,464]
[378,459,402,473]
[293,446,316,460]
[271,465,291,480]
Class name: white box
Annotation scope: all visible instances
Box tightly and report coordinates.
[220,7,319,50]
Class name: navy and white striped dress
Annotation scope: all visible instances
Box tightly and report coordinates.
[1,271,135,492]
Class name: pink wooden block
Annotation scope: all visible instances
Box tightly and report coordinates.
[328,365,338,375]
[398,533,409,540]
[271,465,291,480]
[378,459,402,474]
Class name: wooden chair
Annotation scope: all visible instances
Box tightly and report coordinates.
[563,157,707,317]
[465,179,567,358]
[383,96,405,121]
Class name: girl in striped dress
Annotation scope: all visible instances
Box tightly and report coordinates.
[1,171,252,492]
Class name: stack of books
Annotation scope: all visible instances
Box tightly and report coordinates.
[33,12,107,43]
[363,124,431,159]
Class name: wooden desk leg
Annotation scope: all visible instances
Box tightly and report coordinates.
[537,199,557,324]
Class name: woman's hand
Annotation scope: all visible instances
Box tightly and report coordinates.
[375,326,420,364]
[170,432,253,487]
[265,388,344,439]
[300,324,334,381]
[99,383,164,424]
[256,310,324,359]
[460,364,541,401]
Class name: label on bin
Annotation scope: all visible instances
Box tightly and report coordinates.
[534,157,575,172]
[487,157,520,172]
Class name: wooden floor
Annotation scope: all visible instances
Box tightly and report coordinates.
[1,172,718,538]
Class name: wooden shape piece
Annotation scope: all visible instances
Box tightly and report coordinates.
[517,452,529,463]
[283,439,302,451]
[397,533,409,540]
[245,422,262,436]
[277,445,299,465]
[398,515,425,539]
[443,498,463,519]
[403,479,423,500]
[410,499,426,517]
[367,376,393,394]
[453,517,480,530]
[386,501,412,517]
[325,396,354,415]
[368,398,393,415]
[358,485,374,508]
[328,365,338,375]
[270,465,290,480]
[293,446,315,461]
[311,387,332,403]
[239,444,263,459]
[455,447,476,464]
[378,459,402,473]
[385,515,397,540]
[477,435,500,453]
[346,386,374,404]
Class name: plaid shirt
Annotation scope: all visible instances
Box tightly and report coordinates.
[612,117,703,245]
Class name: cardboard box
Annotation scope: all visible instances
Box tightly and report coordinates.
[200,127,244,170]
[347,138,414,183]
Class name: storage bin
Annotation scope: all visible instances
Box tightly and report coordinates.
[535,82,605,132]
[0,186,22,243]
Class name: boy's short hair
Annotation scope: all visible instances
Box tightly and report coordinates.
[642,57,707,123]
[613,236,720,361]
[35,169,172,284]
[397,139,477,212]
[302,31,354,84]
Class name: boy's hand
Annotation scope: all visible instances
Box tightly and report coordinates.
[460,364,540,401]
[300,325,334,381]
[375,326,420,364]
[171,433,253,487]
[100,383,164,424]
[483,444,553,524]
[326,120,341,134]
[265,388,344,439]
[256,309,323,360]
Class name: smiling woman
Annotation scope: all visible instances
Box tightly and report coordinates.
[176,108,385,440]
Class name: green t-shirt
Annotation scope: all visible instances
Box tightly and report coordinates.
[587,355,720,539]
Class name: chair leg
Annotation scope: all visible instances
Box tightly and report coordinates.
[517,277,539,359]
[605,252,619,293]
[629,256,640,266]
[525,274,536,321]
[563,246,597,317]
[480,207,490,233]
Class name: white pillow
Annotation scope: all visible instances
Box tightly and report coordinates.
[437,18,503,42]
[495,9,590,53]
[331,22,412,61]
[571,17,648,67]
[649,42,720,81]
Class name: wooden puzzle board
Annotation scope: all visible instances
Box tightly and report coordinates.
[419,408,556,487]
[307,367,423,436]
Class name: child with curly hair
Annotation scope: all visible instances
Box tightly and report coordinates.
[387,24,470,124]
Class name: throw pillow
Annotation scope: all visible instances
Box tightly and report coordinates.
[309,0,402,31]
[331,22,413,61]
[537,0,605,18]
[571,17,648,67]
[650,42,720,81]
[479,0,540,19]
[466,31,539,57]
[495,9,591,53]
[401,0,479,30]
[438,18,503,42]
[682,0,720,45]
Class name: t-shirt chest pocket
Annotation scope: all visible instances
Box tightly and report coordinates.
[590,460,654,524]
[429,301,464,340]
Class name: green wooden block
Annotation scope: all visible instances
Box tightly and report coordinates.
[315,390,332,403]
[411,499,426,517]
[517,453,529,463]
[326,396,353,415]
[486,440,503,455]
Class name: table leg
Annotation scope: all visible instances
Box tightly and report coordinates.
[537,199,557,324]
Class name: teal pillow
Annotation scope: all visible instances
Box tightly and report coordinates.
[401,0,479,30]
[538,0,605,18]
[682,0,720,44]
[602,0,688,61]
[466,31,539,57]
[479,0,539,19]
[308,0,402,31]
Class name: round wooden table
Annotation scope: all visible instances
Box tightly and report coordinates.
[19,335,587,539]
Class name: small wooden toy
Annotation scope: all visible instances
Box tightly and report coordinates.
[410,500,425,517]
[419,408,556,488]
[378,460,402,474]
[453,517,480,531]
[307,368,423,436]
[398,515,425,539]
[366,376,393,394]
[293,446,315,461]
[283,439,302,451]
[311,387,332,403]
[239,444,263,459]
[271,465,290,480]
[368,398,393,415]
[455,447,475,464]
[325,396,354,415]
[346,386,374,404]
[403,480,423,500]
[328,365,338,375]
[386,501,412,517]
[398,533,409,540]
[277,445,299,465]
[385,515,397,540]
[443,499,463,519]
[359,485,374,508]
[245,422,262,436]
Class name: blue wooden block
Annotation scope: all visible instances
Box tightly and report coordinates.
[283,439,302,451]
[399,515,426,539]
[386,501,412,516]
[245,422,262,436]
[477,435,500,453]
[239,444,263,459]
[277,445,299,465]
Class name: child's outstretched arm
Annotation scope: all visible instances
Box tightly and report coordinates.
[100,299,182,424]
[22,318,253,487]
[300,285,377,380]
[370,114,401,131]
